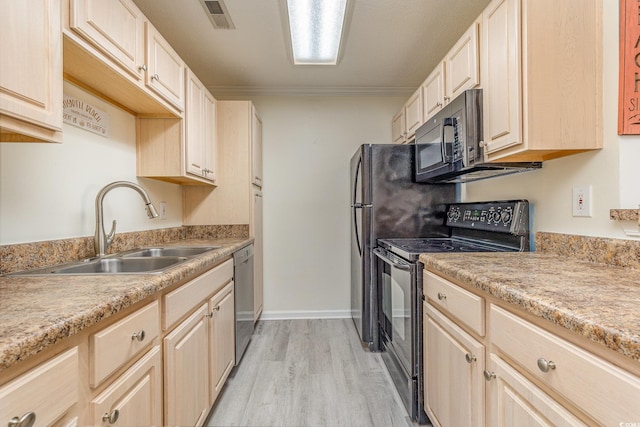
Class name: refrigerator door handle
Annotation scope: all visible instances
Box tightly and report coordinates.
[352,203,373,208]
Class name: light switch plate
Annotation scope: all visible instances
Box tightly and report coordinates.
[572,186,592,217]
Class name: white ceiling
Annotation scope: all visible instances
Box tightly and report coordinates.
[132,0,491,98]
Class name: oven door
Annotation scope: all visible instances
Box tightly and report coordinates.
[374,247,415,375]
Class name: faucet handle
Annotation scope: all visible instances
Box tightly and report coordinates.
[106,220,117,248]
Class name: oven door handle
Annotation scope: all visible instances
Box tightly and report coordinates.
[373,248,411,271]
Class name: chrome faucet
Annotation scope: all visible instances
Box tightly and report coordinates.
[94,181,159,257]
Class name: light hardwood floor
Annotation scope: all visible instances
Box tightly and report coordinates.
[206,319,419,427]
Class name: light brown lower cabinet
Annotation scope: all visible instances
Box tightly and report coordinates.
[423,303,484,427]
[423,270,640,427]
[91,346,162,426]
[164,304,210,427]
[0,257,236,426]
[209,282,235,405]
[486,353,586,426]
[0,348,79,427]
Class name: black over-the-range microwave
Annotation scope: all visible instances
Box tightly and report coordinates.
[413,88,541,184]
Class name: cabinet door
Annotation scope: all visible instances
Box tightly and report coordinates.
[0,0,63,142]
[445,20,480,103]
[486,354,586,427]
[251,105,263,187]
[481,0,521,155]
[252,188,264,321]
[185,69,205,178]
[164,304,210,427]
[145,22,185,112]
[203,90,217,183]
[391,110,405,144]
[91,346,162,427]
[69,0,145,81]
[208,282,235,405]
[404,88,423,139]
[422,62,445,121]
[424,304,484,427]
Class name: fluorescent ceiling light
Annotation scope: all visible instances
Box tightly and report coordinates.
[286,0,347,65]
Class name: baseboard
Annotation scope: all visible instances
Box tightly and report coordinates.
[260,309,351,320]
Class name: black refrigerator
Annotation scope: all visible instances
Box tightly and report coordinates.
[350,144,457,349]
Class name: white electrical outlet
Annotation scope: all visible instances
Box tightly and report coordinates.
[159,201,167,220]
[572,186,592,217]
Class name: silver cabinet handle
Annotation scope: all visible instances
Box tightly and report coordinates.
[483,370,496,382]
[479,140,486,148]
[138,64,147,71]
[465,353,476,364]
[204,312,213,319]
[131,330,145,342]
[191,163,201,169]
[537,358,556,373]
[444,96,450,101]
[8,412,36,427]
[437,292,446,301]
[102,409,120,424]
[151,73,159,81]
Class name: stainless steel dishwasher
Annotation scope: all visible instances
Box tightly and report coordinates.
[233,244,254,364]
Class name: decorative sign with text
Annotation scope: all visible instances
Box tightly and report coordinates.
[63,95,110,137]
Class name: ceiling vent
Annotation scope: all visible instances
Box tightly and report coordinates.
[200,0,235,29]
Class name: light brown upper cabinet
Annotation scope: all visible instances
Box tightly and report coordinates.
[64,0,184,116]
[422,20,480,123]
[391,109,406,144]
[481,0,602,162]
[136,68,216,185]
[0,0,63,143]
[252,105,263,188]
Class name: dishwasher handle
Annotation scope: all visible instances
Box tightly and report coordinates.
[373,247,411,271]
[233,244,254,265]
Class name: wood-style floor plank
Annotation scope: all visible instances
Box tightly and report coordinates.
[206,319,418,427]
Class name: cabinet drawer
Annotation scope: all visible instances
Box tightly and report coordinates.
[90,301,159,387]
[490,305,640,426]
[0,348,78,427]
[163,258,233,330]
[424,270,485,336]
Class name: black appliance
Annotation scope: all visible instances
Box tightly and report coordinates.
[350,144,457,350]
[414,89,541,184]
[375,200,530,423]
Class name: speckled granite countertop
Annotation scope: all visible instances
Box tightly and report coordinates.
[0,237,252,372]
[419,252,640,363]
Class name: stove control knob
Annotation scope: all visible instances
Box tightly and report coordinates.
[501,208,513,225]
[448,207,461,222]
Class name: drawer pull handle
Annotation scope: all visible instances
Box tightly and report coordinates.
[437,292,446,301]
[8,412,36,427]
[138,64,147,71]
[465,353,476,364]
[131,330,146,342]
[102,409,120,424]
[483,370,496,382]
[151,73,160,81]
[537,358,556,373]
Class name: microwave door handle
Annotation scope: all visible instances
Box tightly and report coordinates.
[373,248,411,271]
[442,117,455,162]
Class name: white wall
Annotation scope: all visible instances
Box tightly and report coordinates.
[0,82,183,244]
[249,96,404,316]
[465,2,638,239]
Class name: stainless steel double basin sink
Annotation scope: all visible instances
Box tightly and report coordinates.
[12,246,221,276]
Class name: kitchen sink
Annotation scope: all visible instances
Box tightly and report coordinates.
[120,246,220,258]
[9,245,222,276]
[9,256,189,276]
[51,256,187,274]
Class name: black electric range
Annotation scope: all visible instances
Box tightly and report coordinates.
[375,200,531,424]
